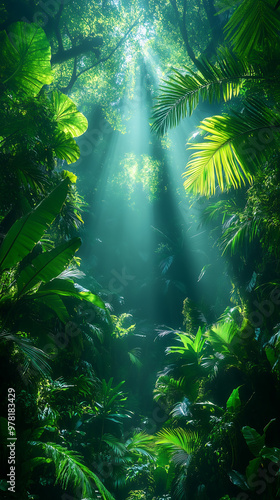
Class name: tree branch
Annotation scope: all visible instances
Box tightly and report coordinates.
[169,0,204,72]
[61,15,142,94]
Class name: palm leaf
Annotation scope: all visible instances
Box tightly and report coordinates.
[52,90,88,138]
[156,428,201,465]
[0,331,51,379]
[125,432,155,460]
[220,215,261,254]
[30,441,115,499]
[0,178,69,271]
[225,0,280,58]
[102,433,127,456]
[16,237,81,296]
[0,22,53,95]
[207,322,238,353]
[151,48,260,135]
[184,99,280,196]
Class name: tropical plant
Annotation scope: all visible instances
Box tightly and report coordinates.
[151,0,280,197]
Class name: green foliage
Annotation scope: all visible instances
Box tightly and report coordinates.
[151,48,258,135]
[0,331,51,380]
[0,178,70,271]
[226,386,241,412]
[156,428,201,466]
[52,90,88,137]
[0,22,53,95]
[225,0,280,58]
[166,327,206,367]
[184,98,280,196]
[32,441,115,499]
[16,237,81,296]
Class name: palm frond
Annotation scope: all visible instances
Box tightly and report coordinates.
[184,99,280,196]
[156,428,201,465]
[102,433,127,456]
[0,331,51,380]
[171,398,192,419]
[151,48,260,135]
[225,0,280,58]
[125,432,155,460]
[220,215,261,254]
[207,322,238,353]
[31,441,115,499]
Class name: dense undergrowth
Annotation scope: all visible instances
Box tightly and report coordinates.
[1,1,280,499]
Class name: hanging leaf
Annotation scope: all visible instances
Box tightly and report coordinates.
[245,457,262,482]
[241,426,265,457]
[0,179,70,271]
[261,446,280,463]
[17,238,81,296]
[37,278,105,309]
[35,293,70,323]
[226,386,242,411]
[0,22,53,95]
[228,470,249,490]
[52,90,88,138]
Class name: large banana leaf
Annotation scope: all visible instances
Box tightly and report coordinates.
[16,238,81,296]
[37,278,105,309]
[52,131,80,164]
[35,294,70,324]
[184,99,280,196]
[0,179,70,271]
[151,48,260,135]
[52,90,88,138]
[0,22,53,95]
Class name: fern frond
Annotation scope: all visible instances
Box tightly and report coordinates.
[151,48,261,135]
[184,99,280,196]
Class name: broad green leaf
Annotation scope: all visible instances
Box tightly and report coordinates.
[35,293,70,323]
[52,90,88,138]
[228,470,249,490]
[38,278,105,309]
[17,238,81,296]
[246,457,262,482]
[261,446,280,463]
[226,386,241,411]
[52,131,80,164]
[0,179,70,271]
[242,426,265,457]
[0,22,53,95]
